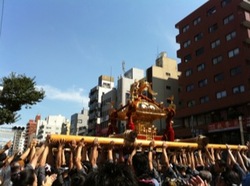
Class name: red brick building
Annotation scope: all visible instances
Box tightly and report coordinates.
[175,0,250,144]
[24,115,40,149]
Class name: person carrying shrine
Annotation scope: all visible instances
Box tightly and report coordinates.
[162,108,175,141]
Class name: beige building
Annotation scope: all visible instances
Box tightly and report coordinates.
[146,52,181,133]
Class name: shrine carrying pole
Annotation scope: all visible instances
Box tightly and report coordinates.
[49,134,247,150]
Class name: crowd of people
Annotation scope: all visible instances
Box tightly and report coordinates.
[1,135,250,186]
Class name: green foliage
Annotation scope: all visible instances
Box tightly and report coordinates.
[0,73,45,125]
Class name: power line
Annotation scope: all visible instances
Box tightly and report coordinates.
[0,0,5,38]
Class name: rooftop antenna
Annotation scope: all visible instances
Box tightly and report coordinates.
[110,66,112,83]
[156,45,159,58]
[122,61,125,74]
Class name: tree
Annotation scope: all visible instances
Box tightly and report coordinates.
[0,73,45,125]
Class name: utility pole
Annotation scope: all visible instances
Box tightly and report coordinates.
[239,116,245,145]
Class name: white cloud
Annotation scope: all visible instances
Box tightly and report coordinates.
[37,85,89,106]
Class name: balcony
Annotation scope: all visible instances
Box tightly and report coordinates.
[245,38,250,45]
[240,0,250,12]
[40,124,44,129]
[242,20,250,28]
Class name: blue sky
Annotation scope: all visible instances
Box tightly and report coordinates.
[0,0,207,127]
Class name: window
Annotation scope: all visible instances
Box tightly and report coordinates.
[221,0,231,7]
[103,82,111,88]
[232,85,245,94]
[183,40,191,48]
[200,96,209,104]
[125,92,130,100]
[228,48,239,58]
[209,23,218,33]
[214,73,224,82]
[78,119,82,123]
[182,24,190,33]
[166,72,171,76]
[198,78,208,87]
[212,55,223,65]
[207,7,216,16]
[211,39,221,49]
[194,32,203,41]
[187,100,196,107]
[184,54,192,62]
[230,66,241,76]
[185,69,193,76]
[196,47,204,56]
[223,14,234,24]
[216,90,227,99]
[186,84,194,92]
[166,86,171,90]
[193,17,201,25]
[226,31,236,41]
[197,63,205,71]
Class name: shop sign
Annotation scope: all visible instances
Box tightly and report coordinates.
[208,119,239,133]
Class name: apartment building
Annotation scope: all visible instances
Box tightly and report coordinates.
[24,115,40,149]
[91,68,144,136]
[70,108,88,136]
[175,0,250,144]
[88,75,115,136]
[99,88,117,136]
[12,126,25,154]
[36,115,68,141]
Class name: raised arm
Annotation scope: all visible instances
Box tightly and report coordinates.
[107,141,115,163]
[20,138,37,162]
[204,146,215,165]
[188,147,196,170]
[37,142,49,186]
[29,141,46,169]
[241,149,250,171]
[236,145,247,173]
[226,144,246,180]
[196,149,205,167]
[90,138,99,170]
[162,142,170,168]
[75,138,85,171]
[68,139,77,170]
[0,140,12,155]
[226,144,237,166]
[148,140,155,171]
[127,142,141,167]
[117,147,125,163]
[56,139,65,169]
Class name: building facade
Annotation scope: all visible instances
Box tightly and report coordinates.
[99,88,117,136]
[88,75,115,136]
[175,0,250,144]
[24,115,40,149]
[116,68,145,132]
[36,115,68,141]
[0,126,15,155]
[12,126,25,154]
[70,108,89,136]
[146,52,181,134]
